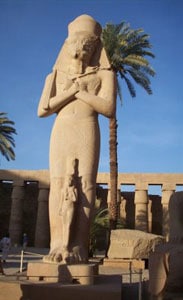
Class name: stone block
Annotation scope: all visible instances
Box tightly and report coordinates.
[27,261,98,285]
[108,229,164,259]
[103,258,145,270]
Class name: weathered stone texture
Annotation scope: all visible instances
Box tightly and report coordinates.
[149,191,183,298]
[108,229,164,259]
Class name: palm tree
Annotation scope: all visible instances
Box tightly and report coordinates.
[89,204,124,257]
[0,112,17,161]
[101,22,155,229]
[89,207,109,256]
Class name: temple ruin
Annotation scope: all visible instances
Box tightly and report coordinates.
[0,169,182,248]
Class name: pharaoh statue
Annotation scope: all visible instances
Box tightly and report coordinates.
[37,15,117,264]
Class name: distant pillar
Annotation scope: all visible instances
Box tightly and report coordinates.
[34,184,50,247]
[161,184,175,240]
[107,188,111,206]
[9,180,25,245]
[119,196,126,222]
[134,183,148,232]
[148,198,152,233]
[117,189,122,219]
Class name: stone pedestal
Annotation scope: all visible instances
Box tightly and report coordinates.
[103,258,145,270]
[27,261,98,285]
[0,274,122,300]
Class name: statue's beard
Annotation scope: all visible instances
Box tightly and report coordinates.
[69,57,90,74]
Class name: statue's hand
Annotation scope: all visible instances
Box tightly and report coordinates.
[63,78,73,91]
[62,80,79,95]
[75,76,101,95]
[75,78,87,92]
[87,77,101,95]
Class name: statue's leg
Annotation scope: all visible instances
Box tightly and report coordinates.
[68,120,100,263]
[43,177,64,263]
[62,202,75,262]
[44,117,69,262]
[71,175,96,263]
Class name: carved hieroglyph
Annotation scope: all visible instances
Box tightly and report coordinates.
[37,15,117,263]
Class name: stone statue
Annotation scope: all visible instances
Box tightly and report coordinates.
[37,15,117,263]
[149,191,183,298]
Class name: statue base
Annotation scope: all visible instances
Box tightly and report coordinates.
[27,261,98,285]
[103,258,145,270]
[0,273,122,300]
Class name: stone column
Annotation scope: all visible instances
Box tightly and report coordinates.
[161,184,175,240]
[34,184,50,248]
[148,198,152,233]
[117,189,122,219]
[9,180,25,246]
[134,183,148,232]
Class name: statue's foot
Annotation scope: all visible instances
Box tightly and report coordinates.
[43,249,62,263]
[43,246,88,264]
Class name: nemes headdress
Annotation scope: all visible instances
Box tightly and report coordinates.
[68,15,102,37]
[54,14,110,71]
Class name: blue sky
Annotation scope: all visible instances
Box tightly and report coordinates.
[0,0,183,175]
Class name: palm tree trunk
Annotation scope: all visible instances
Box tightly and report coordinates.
[109,116,118,230]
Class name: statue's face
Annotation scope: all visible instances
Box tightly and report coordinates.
[66,32,98,63]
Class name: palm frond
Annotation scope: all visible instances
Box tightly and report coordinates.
[139,65,156,77]
[127,68,153,95]
[122,54,151,67]
[117,79,123,104]
[119,71,136,97]
[102,21,155,98]
[0,112,17,161]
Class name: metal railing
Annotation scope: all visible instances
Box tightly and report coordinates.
[120,269,144,300]
[20,250,43,273]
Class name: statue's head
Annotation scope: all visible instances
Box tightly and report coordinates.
[65,32,99,63]
[54,15,110,72]
[65,15,102,65]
